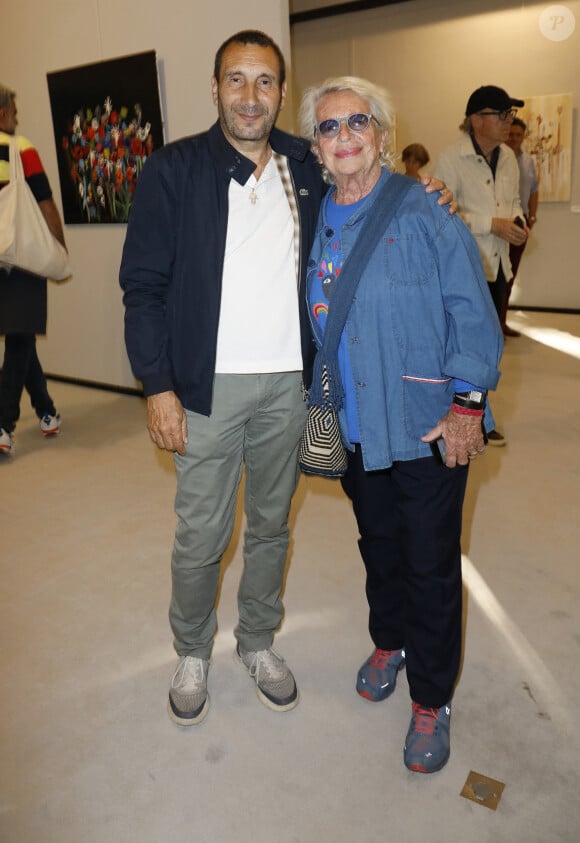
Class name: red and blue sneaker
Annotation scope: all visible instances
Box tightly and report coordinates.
[404,701,451,773]
[356,647,406,702]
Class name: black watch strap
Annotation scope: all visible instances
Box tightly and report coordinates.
[453,390,486,410]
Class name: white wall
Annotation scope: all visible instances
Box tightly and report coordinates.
[2,0,579,388]
[290,0,580,310]
[1,0,291,389]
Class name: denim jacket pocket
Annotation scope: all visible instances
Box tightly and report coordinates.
[384,234,437,287]
[401,374,453,440]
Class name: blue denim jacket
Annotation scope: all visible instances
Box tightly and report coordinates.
[306,170,503,471]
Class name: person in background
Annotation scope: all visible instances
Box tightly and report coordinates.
[0,84,65,455]
[503,117,539,336]
[299,76,502,774]
[120,31,454,729]
[402,142,430,180]
[435,85,528,446]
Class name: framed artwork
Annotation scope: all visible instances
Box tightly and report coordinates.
[519,93,573,203]
[47,51,164,224]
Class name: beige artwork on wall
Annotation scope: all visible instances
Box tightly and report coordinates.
[390,112,398,158]
[519,93,573,203]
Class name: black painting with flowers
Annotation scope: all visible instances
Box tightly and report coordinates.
[47,51,164,224]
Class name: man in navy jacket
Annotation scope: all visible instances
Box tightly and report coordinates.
[120,30,325,726]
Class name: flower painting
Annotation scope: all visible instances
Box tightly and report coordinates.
[47,51,164,224]
[519,93,573,203]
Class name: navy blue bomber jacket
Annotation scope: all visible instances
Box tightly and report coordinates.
[119,121,326,415]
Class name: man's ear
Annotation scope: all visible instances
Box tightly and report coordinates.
[210,76,218,107]
[279,81,287,111]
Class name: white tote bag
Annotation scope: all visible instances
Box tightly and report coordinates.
[0,137,71,281]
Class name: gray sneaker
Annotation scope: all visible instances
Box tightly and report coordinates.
[167,656,210,725]
[234,645,299,712]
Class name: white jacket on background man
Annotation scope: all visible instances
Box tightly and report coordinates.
[435,133,523,282]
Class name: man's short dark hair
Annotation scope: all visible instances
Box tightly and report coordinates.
[213,30,286,86]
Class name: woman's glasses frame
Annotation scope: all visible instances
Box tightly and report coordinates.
[314,113,380,139]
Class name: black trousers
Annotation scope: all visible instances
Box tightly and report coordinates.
[0,334,56,432]
[341,446,469,709]
[488,264,507,319]
[501,240,528,328]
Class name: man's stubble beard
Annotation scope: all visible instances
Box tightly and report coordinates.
[218,102,280,145]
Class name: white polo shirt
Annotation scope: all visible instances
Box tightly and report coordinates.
[214,155,302,374]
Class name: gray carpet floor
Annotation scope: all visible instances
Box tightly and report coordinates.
[1,310,578,843]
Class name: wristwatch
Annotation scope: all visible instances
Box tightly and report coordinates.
[453,390,486,410]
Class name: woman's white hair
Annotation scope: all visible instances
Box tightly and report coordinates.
[298,75,396,181]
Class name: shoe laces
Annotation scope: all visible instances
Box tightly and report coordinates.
[248,648,285,681]
[172,656,206,689]
[411,703,440,735]
[370,648,401,668]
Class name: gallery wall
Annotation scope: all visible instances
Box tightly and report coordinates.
[0,0,293,390]
[291,0,580,311]
[1,1,578,389]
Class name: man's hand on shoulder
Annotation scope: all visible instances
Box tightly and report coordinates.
[421,175,457,214]
[147,391,188,455]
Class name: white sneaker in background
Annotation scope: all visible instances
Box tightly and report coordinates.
[40,414,61,436]
[0,427,14,454]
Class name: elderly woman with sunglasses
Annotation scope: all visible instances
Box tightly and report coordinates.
[299,77,503,774]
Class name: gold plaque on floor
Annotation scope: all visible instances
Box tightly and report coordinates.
[460,770,505,811]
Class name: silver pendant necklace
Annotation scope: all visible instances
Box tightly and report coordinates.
[248,152,274,203]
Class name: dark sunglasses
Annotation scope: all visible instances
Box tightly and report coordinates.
[315,112,379,139]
